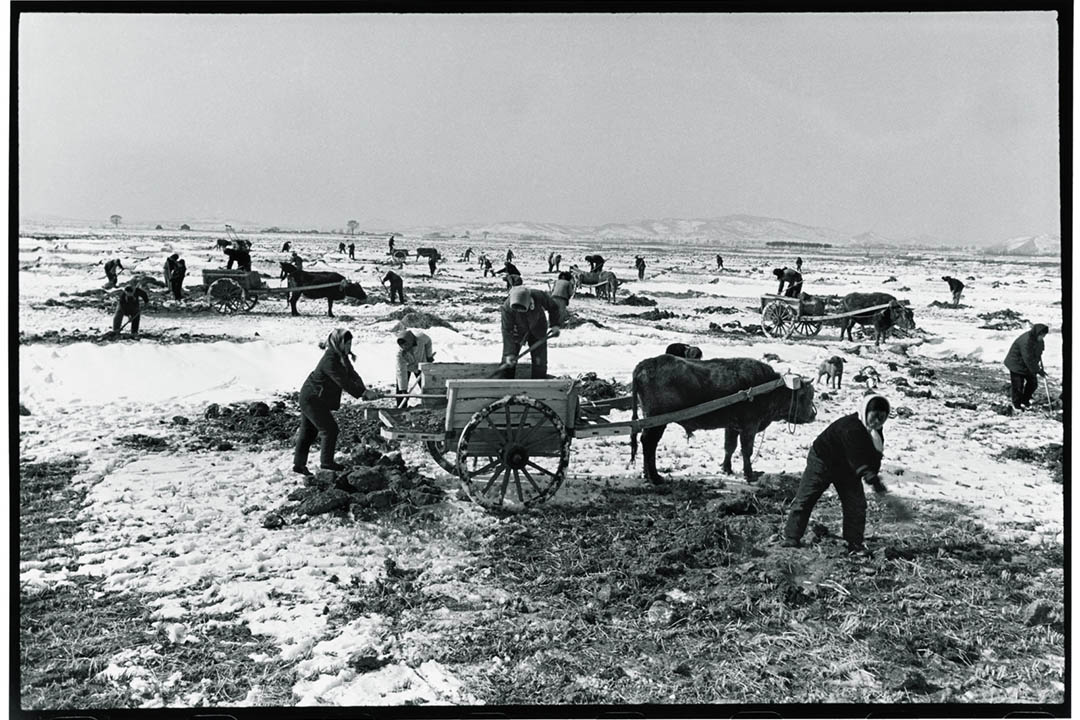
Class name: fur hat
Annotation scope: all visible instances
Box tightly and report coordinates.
[508,286,532,312]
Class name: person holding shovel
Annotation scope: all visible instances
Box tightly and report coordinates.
[394,328,435,408]
[550,271,575,325]
[498,286,563,379]
[293,329,381,476]
[104,258,124,288]
[111,282,149,338]
[1004,323,1049,410]
[782,394,892,557]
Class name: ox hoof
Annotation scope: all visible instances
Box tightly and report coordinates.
[743,471,764,483]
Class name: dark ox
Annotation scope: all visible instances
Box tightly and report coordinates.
[839,292,915,346]
[630,356,816,482]
[665,343,703,360]
[278,262,366,318]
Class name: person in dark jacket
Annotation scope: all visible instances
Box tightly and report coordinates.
[795,256,803,272]
[499,286,563,379]
[548,251,556,273]
[338,242,347,254]
[112,283,149,337]
[104,258,124,288]
[164,253,186,301]
[388,235,395,255]
[428,253,438,277]
[293,329,379,475]
[550,271,575,325]
[224,244,252,271]
[482,256,494,277]
[773,267,803,298]
[554,253,562,272]
[1004,324,1049,409]
[505,248,514,263]
[281,241,292,253]
[381,270,406,304]
[716,254,724,270]
[942,276,965,306]
[495,261,522,288]
[585,254,606,273]
[348,243,356,260]
[635,255,646,280]
[782,394,891,555]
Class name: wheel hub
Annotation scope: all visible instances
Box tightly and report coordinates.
[504,445,529,470]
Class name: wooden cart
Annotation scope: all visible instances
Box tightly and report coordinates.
[759,294,898,340]
[377,361,804,509]
[201,269,350,314]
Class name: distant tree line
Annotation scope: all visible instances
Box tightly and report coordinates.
[765,241,832,248]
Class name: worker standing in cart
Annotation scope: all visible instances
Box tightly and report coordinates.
[499,286,563,379]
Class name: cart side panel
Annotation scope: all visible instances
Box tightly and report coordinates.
[445,379,576,428]
[420,362,534,408]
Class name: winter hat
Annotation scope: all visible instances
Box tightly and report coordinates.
[508,286,532,312]
[860,394,890,453]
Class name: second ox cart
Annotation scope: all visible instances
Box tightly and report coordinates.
[374,361,808,509]
[758,293,912,340]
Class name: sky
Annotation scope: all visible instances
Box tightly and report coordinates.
[17,11,1061,244]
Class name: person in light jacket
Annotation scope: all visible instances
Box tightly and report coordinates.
[394,329,435,408]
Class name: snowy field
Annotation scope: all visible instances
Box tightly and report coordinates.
[17,226,1065,707]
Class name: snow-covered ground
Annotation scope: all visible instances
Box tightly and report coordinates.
[17,226,1065,706]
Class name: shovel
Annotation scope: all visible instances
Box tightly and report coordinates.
[1044,375,1055,415]
[487,330,559,379]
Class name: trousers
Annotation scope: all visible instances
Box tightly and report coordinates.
[293,392,339,468]
[113,307,140,335]
[1009,372,1038,409]
[784,447,868,548]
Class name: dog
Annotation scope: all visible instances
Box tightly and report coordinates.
[816,356,846,389]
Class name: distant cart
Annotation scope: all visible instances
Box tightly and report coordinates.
[375,361,805,509]
[759,294,897,340]
[201,269,348,314]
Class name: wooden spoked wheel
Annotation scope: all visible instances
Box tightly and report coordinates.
[793,317,823,336]
[456,395,570,509]
[207,278,247,314]
[425,440,457,475]
[243,294,259,311]
[760,301,798,338]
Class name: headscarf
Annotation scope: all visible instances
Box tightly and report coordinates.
[396,329,417,349]
[508,286,533,312]
[860,394,890,454]
[321,328,356,367]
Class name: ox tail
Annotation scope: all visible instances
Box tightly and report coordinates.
[630,374,640,466]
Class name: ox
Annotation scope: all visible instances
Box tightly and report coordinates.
[569,267,619,303]
[665,343,703,360]
[839,292,915,346]
[630,356,816,483]
[278,262,367,318]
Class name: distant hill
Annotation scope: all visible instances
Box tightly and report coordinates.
[981,233,1061,256]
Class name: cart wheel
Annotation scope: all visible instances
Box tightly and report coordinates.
[761,301,797,338]
[793,318,822,336]
[244,293,259,311]
[456,395,570,508]
[207,278,245,314]
[425,440,457,475]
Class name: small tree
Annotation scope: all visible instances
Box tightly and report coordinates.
[180,224,191,231]
[110,214,122,227]
[155,224,163,230]
[347,220,359,236]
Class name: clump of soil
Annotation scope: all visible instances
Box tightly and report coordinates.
[977,309,1027,330]
[928,300,969,309]
[575,372,629,401]
[19,329,253,346]
[997,444,1063,483]
[383,306,457,331]
[708,321,763,336]
[696,305,740,314]
[262,447,444,527]
[181,396,392,452]
[619,294,656,307]
[623,309,677,321]
[116,433,170,451]
[563,314,607,330]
